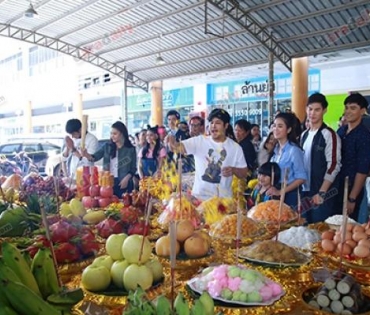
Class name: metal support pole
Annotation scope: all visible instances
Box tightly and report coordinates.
[268,52,274,125]
[121,79,128,126]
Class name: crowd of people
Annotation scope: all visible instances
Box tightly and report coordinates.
[61,91,370,225]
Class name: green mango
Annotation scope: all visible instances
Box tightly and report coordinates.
[0,207,28,237]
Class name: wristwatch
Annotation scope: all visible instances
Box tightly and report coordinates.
[348,197,356,203]
[318,191,326,199]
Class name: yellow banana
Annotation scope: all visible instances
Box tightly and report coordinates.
[1,242,41,297]
[3,279,61,315]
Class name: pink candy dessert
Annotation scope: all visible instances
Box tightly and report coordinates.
[190,264,284,303]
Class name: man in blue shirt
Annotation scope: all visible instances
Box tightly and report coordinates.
[336,93,370,221]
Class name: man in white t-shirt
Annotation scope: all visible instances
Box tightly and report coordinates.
[300,93,341,223]
[62,119,98,178]
[166,109,248,200]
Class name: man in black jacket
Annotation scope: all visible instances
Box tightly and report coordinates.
[300,93,341,223]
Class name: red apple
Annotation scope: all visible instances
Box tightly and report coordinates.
[98,197,112,208]
[100,186,114,198]
[82,196,99,209]
[89,185,101,197]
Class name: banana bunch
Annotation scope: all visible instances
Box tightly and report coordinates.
[0,242,84,315]
[123,288,217,315]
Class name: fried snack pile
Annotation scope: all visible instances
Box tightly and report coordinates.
[210,214,261,239]
[247,200,297,223]
[240,240,307,264]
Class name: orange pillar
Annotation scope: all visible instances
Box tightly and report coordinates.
[151,81,163,126]
[291,57,308,123]
[74,93,83,121]
[24,100,33,134]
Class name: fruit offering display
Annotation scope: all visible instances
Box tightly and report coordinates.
[196,196,237,225]
[81,234,164,293]
[320,223,370,260]
[209,214,263,240]
[304,272,369,314]
[239,240,311,266]
[157,193,202,228]
[0,242,84,315]
[247,200,297,223]
[155,219,212,259]
[94,204,148,239]
[19,174,72,204]
[274,226,321,250]
[26,219,101,264]
[187,264,284,305]
[123,287,215,315]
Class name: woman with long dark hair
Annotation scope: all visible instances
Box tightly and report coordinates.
[138,125,166,178]
[82,121,137,196]
[266,113,307,208]
[257,132,276,166]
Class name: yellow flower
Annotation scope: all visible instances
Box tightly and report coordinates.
[247,179,258,189]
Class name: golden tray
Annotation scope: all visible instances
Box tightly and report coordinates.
[67,273,167,309]
[300,282,370,315]
[156,248,217,271]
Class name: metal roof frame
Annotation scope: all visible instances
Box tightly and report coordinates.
[0,0,368,88]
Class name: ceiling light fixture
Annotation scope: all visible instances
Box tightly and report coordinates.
[156,53,166,66]
[155,33,166,66]
[24,1,38,18]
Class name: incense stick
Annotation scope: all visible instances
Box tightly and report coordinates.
[169,221,177,309]
[236,203,242,263]
[297,190,301,225]
[138,187,152,263]
[339,176,349,274]
[275,168,288,241]
[177,138,183,220]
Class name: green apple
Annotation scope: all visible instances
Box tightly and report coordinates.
[110,260,129,288]
[81,265,111,292]
[122,235,152,264]
[92,255,114,270]
[106,233,127,260]
[69,198,86,217]
[145,259,164,282]
[123,264,153,291]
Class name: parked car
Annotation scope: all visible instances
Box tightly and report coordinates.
[0,140,61,175]
[45,139,109,177]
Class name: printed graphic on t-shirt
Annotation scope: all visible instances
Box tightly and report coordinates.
[201,148,227,183]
